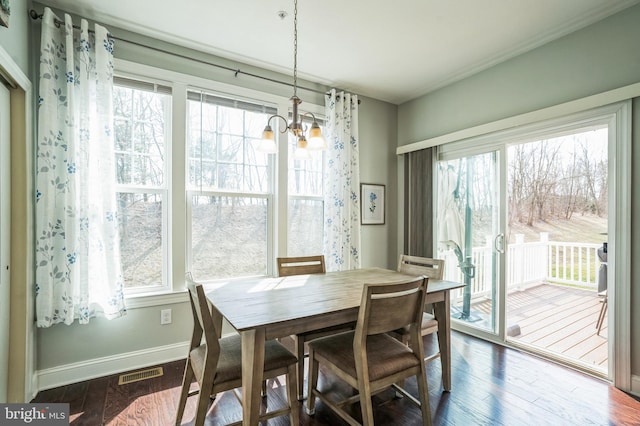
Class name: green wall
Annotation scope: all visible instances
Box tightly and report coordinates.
[32,12,399,373]
[398,4,640,380]
[0,0,29,74]
[398,5,640,145]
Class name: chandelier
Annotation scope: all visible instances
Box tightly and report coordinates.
[257,0,326,159]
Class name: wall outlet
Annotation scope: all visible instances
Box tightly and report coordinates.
[160,308,172,325]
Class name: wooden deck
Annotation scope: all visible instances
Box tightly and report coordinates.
[472,283,608,371]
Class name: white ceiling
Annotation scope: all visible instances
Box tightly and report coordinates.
[36,0,639,105]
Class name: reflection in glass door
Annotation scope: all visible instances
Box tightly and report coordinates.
[436,152,501,334]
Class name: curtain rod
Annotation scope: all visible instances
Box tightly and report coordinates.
[29,9,361,103]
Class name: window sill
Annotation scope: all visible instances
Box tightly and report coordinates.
[124,290,188,309]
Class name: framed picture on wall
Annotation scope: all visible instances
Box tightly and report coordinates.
[0,0,9,28]
[361,183,385,225]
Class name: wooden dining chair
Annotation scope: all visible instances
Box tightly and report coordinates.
[277,255,355,400]
[394,255,444,365]
[175,275,299,426]
[277,255,326,277]
[305,276,432,426]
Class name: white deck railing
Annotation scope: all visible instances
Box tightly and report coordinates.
[442,233,603,301]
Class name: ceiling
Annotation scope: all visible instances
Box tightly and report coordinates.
[36,0,639,105]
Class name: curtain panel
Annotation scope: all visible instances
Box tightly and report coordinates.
[323,89,361,271]
[35,8,125,326]
[405,148,434,257]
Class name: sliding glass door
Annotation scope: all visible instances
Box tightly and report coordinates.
[433,104,625,380]
[436,150,503,335]
[503,128,609,375]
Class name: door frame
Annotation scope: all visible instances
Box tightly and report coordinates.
[433,101,631,388]
[0,70,10,403]
[0,45,35,402]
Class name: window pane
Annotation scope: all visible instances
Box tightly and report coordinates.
[113,86,132,118]
[218,105,244,135]
[219,134,243,163]
[191,195,268,280]
[115,119,131,151]
[288,199,324,256]
[117,192,164,288]
[288,123,325,196]
[245,110,268,137]
[187,90,273,192]
[287,119,325,257]
[115,153,131,185]
[113,84,169,187]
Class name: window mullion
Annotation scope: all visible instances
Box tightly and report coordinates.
[171,83,187,291]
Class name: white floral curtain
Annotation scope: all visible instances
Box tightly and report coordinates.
[323,89,361,271]
[35,8,126,326]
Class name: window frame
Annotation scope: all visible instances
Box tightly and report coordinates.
[113,74,173,296]
[114,59,320,305]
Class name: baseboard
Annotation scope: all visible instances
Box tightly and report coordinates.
[36,341,190,393]
[631,374,640,398]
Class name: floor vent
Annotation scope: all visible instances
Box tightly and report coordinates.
[118,367,163,385]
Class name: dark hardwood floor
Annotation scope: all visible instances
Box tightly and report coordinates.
[32,331,640,425]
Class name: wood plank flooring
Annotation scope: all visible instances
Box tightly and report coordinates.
[472,283,608,370]
[32,331,640,425]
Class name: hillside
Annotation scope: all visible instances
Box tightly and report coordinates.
[507,214,607,244]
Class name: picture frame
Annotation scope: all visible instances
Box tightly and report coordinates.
[360,183,385,225]
[0,0,9,28]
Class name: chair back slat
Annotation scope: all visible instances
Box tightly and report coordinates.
[398,255,444,279]
[355,277,428,337]
[185,274,221,365]
[277,255,326,277]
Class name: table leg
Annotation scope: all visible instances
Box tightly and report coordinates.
[433,291,452,391]
[241,328,265,426]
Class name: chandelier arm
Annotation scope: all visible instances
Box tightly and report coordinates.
[300,111,318,122]
[267,114,291,134]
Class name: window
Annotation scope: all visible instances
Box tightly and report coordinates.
[287,117,325,256]
[113,77,171,293]
[186,90,276,280]
[112,62,325,296]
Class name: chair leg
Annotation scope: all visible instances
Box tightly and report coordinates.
[296,335,305,400]
[596,296,608,335]
[175,359,194,426]
[285,363,300,425]
[357,375,375,426]
[193,369,216,426]
[305,348,319,416]
[193,389,211,426]
[415,363,433,426]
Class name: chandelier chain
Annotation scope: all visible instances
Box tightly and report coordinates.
[293,0,298,99]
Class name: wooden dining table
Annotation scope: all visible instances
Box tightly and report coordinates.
[203,267,465,426]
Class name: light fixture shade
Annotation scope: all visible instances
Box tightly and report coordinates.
[293,136,311,160]
[257,125,277,153]
[307,122,327,151]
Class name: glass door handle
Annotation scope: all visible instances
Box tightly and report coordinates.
[494,233,505,253]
